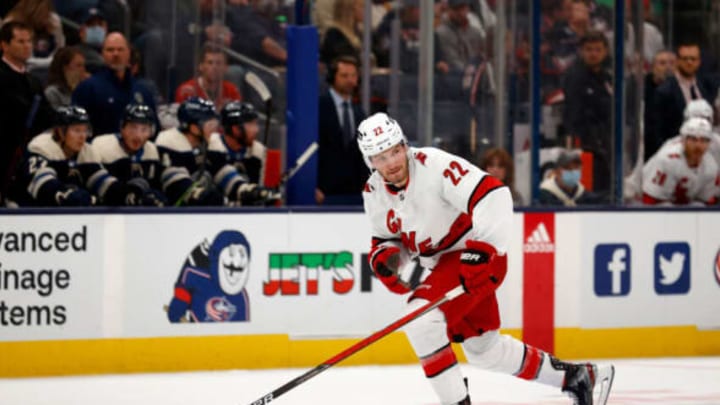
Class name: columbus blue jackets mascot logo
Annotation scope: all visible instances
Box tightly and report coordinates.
[166,230,251,322]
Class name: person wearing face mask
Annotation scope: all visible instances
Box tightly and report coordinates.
[75,7,107,73]
[44,46,90,108]
[538,149,605,206]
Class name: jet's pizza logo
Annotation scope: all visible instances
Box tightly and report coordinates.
[654,242,690,295]
[166,230,252,323]
[264,252,354,296]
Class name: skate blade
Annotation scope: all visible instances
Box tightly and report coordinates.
[594,364,615,405]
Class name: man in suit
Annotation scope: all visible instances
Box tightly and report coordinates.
[651,41,717,158]
[0,21,55,203]
[316,55,368,205]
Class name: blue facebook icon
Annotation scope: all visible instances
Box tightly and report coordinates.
[654,242,690,295]
[594,244,631,296]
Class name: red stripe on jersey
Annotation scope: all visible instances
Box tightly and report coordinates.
[467,175,506,214]
[420,344,458,378]
[174,287,191,303]
[515,345,544,380]
[642,193,662,205]
[418,213,472,257]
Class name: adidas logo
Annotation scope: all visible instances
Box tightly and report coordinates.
[524,223,554,253]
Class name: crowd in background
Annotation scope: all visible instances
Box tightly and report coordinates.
[0,0,719,208]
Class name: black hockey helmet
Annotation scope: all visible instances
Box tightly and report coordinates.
[221,101,258,128]
[55,105,91,127]
[122,103,155,127]
[177,96,218,132]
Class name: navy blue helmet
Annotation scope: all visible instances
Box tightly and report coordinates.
[55,105,90,127]
[122,103,155,127]
[177,97,218,132]
[221,101,258,130]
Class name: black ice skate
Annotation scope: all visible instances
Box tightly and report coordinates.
[561,362,615,405]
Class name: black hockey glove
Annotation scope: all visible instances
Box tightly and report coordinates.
[236,183,282,206]
[124,178,151,206]
[55,187,94,206]
[186,185,224,206]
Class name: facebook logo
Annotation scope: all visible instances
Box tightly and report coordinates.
[654,242,690,295]
[594,244,631,296]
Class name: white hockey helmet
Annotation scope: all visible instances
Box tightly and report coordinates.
[357,112,407,167]
[683,99,714,121]
[680,116,712,139]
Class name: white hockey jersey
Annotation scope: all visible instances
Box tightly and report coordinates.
[658,132,720,167]
[642,143,720,205]
[363,147,512,269]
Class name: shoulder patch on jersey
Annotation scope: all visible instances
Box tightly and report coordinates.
[92,134,127,163]
[77,142,102,164]
[143,141,160,160]
[207,133,228,153]
[27,132,64,160]
[414,151,428,165]
[467,175,506,214]
[156,128,192,152]
[364,182,374,193]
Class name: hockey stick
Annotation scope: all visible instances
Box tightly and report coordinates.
[244,71,273,145]
[279,141,319,186]
[246,285,465,405]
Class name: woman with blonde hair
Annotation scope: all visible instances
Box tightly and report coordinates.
[2,0,65,70]
[479,147,524,205]
[320,0,364,66]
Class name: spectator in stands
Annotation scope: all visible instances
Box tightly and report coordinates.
[435,0,485,73]
[44,46,89,108]
[317,56,368,205]
[562,30,612,195]
[538,149,605,206]
[221,0,287,67]
[72,31,158,136]
[479,147,523,205]
[0,21,55,202]
[175,43,242,110]
[642,117,719,206]
[9,105,130,207]
[545,0,590,72]
[74,7,106,73]
[92,103,166,206]
[653,41,717,153]
[220,101,266,185]
[373,0,449,74]
[643,49,675,160]
[3,0,65,71]
[320,0,364,66]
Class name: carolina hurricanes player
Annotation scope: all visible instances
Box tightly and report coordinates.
[358,113,614,405]
[656,99,720,167]
[642,117,720,205]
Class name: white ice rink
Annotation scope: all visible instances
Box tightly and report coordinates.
[1,357,719,405]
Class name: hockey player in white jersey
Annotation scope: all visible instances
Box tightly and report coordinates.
[642,117,719,205]
[220,101,266,184]
[155,97,277,206]
[358,112,614,405]
[655,99,720,167]
[10,105,129,206]
[92,103,166,206]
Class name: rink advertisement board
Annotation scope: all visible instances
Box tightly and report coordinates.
[1,209,719,376]
[0,215,106,341]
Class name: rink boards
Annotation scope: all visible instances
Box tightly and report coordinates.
[0,209,718,377]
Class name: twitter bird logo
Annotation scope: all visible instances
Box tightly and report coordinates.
[654,243,690,294]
